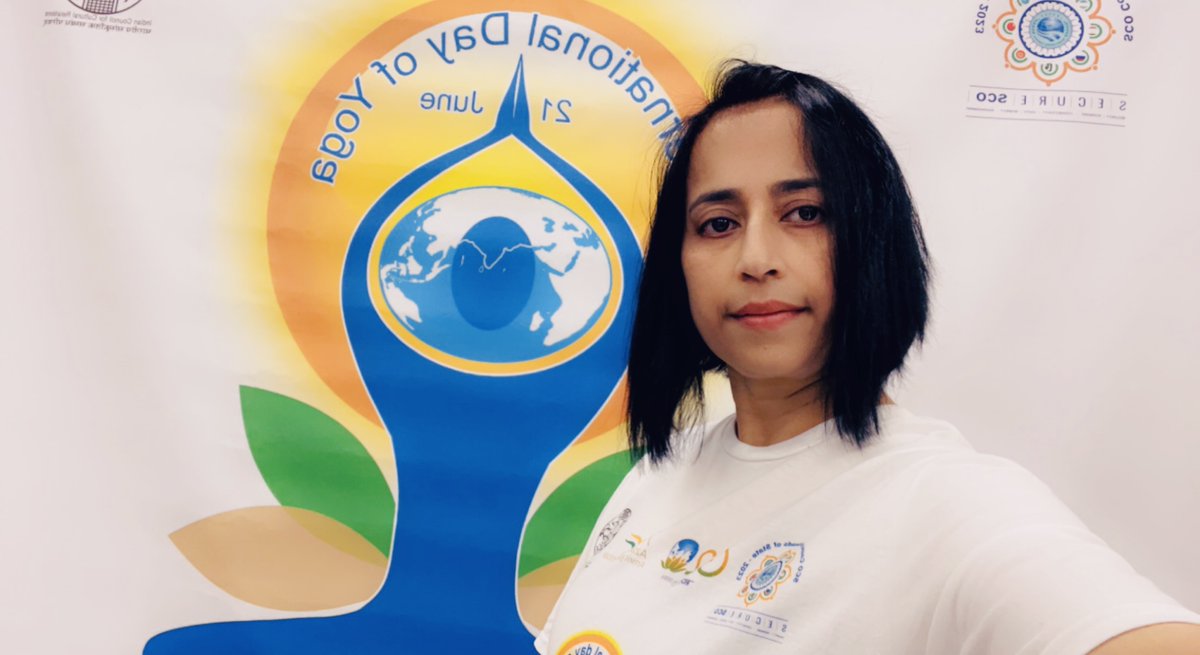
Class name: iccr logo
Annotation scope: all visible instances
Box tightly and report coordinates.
[69,0,143,15]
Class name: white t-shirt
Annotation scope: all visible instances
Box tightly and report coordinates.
[535,406,1198,654]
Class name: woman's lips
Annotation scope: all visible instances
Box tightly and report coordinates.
[729,301,808,329]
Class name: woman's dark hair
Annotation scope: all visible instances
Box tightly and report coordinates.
[627,60,931,463]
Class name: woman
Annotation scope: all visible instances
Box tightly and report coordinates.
[536,62,1200,654]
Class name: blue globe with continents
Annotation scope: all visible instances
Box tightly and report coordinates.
[1032,12,1070,48]
[378,186,614,365]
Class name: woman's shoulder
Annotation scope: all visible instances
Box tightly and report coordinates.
[619,405,1077,525]
[867,407,1088,534]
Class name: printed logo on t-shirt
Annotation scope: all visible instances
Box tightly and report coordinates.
[601,532,649,568]
[735,541,806,606]
[556,630,622,655]
[704,606,790,645]
[591,508,631,556]
[659,538,730,586]
[701,542,805,644]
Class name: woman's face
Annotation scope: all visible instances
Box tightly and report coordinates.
[682,99,834,385]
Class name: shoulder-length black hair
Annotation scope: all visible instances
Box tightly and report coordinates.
[627,60,931,463]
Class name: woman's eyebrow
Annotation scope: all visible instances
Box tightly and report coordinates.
[772,178,821,195]
[687,178,820,214]
[687,189,739,214]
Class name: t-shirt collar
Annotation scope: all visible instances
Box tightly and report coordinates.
[719,405,909,462]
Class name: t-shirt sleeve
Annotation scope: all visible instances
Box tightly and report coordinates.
[531,457,650,653]
[924,459,1200,655]
[533,608,554,655]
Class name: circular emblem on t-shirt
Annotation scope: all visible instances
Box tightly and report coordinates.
[557,631,621,655]
[735,541,806,606]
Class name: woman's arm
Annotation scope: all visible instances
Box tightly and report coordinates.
[1088,622,1200,654]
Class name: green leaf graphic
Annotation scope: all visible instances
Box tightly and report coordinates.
[240,386,395,556]
[518,451,636,577]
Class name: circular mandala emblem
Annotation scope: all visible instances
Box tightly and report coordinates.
[749,558,784,591]
[1018,1,1085,59]
[737,548,799,606]
[993,0,1114,85]
[68,0,143,15]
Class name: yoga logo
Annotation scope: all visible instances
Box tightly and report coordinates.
[146,1,702,652]
[600,530,650,569]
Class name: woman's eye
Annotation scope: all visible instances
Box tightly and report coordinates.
[786,205,823,224]
[699,217,737,236]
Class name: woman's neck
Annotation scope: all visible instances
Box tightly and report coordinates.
[727,372,829,447]
[728,373,894,447]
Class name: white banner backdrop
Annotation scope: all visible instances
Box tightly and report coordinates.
[2,1,1196,653]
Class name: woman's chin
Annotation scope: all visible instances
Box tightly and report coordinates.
[725,360,823,389]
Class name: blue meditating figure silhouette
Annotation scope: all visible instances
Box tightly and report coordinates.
[145,58,641,654]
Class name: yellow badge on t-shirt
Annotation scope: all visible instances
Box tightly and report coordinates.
[557,630,622,655]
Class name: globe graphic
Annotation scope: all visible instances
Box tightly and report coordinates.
[751,559,783,591]
[1032,12,1070,48]
[669,539,700,562]
[378,186,614,365]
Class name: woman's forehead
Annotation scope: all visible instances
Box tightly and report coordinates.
[686,100,816,199]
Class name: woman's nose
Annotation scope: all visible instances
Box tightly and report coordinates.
[736,215,782,281]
